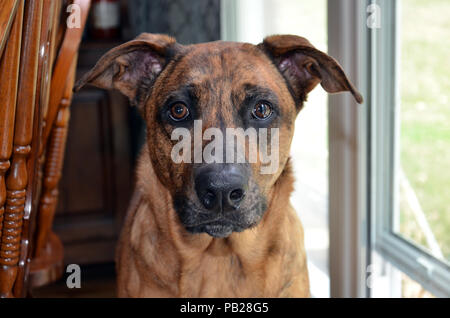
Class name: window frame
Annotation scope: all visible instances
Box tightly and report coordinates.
[370,0,450,297]
[327,0,371,298]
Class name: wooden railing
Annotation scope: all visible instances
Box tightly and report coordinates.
[0,0,90,298]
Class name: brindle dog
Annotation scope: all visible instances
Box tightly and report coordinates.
[74,33,362,297]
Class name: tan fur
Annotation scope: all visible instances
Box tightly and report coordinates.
[116,148,309,297]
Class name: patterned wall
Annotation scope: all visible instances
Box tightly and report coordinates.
[128,0,221,44]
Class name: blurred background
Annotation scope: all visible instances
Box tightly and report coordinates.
[33,0,449,298]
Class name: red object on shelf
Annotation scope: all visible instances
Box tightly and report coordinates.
[91,0,120,39]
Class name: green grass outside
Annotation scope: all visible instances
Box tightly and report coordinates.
[399,0,450,261]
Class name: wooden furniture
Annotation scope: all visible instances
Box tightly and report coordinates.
[52,52,133,265]
[0,0,90,297]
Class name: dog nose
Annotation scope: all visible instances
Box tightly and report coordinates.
[195,165,248,212]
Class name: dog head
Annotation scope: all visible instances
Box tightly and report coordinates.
[75,33,362,238]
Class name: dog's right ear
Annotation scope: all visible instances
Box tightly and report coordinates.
[74,33,179,107]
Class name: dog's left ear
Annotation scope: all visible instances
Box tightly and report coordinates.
[74,33,180,107]
[258,34,363,106]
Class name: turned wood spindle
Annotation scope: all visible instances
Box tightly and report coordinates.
[34,95,71,258]
[0,0,23,246]
[0,0,43,298]
[0,161,11,241]
[0,146,29,298]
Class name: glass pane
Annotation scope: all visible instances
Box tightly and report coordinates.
[395,0,450,262]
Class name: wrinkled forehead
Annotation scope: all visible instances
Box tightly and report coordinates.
[177,43,272,82]
[158,42,291,103]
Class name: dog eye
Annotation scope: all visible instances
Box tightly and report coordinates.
[169,103,190,121]
[251,101,273,120]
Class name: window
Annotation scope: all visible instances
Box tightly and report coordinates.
[327,0,450,298]
[370,0,450,297]
[397,0,450,265]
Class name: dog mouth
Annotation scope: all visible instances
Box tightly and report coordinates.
[186,219,237,238]
[174,195,266,238]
